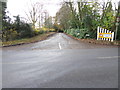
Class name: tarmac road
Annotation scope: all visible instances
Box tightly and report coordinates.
[2,33,118,88]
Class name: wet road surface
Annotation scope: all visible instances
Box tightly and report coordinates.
[2,33,118,88]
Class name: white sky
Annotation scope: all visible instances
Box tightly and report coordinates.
[7,0,63,18]
[7,0,119,20]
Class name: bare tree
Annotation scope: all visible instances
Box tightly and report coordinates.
[37,3,44,29]
[25,2,44,29]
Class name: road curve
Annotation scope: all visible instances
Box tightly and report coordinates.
[2,33,118,88]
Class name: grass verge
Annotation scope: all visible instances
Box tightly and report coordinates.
[65,33,120,46]
[2,32,56,47]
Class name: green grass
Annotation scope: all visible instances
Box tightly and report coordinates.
[2,32,56,47]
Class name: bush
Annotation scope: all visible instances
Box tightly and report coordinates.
[33,30,40,35]
[65,28,91,39]
[34,28,56,35]
[18,23,34,38]
[2,29,18,41]
[49,28,56,32]
[33,29,47,35]
[39,30,45,34]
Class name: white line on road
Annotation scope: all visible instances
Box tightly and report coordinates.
[97,56,120,59]
[59,43,62,50]
[59,33,61,36]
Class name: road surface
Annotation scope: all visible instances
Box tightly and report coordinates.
[2,33,118,88]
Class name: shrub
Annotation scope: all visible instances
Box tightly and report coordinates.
[2,29,18,41]
[18,23,34,38]
[49,28,55,32]
[33,30,40,35]
[65,28,92,39]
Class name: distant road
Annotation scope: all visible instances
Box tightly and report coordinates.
[2,33,118,88]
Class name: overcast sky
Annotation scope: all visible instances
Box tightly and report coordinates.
[7,0,62,18]
[7,0,119,19]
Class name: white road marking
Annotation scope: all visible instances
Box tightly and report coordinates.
[58,33,62,50]
[97,56,120,59]
[59,33,61,36]
[59,43,62,50]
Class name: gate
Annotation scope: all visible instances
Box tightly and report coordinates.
[97,26,114,42]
